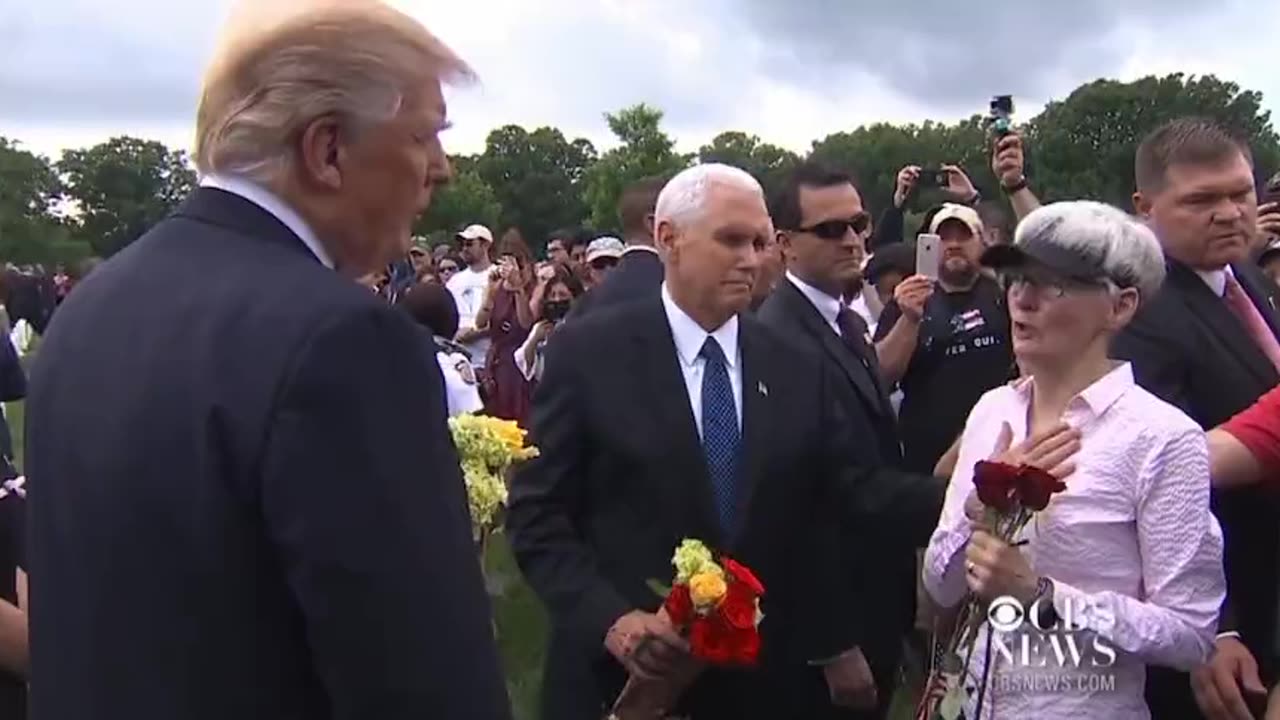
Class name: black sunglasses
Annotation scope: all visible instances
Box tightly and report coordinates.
[590,258,619,271]
[795,213,871,240]
[438,264,459,273]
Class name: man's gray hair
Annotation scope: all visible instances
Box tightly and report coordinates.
[1015,200,1166,299]
[195,0,473,184]
[654,163,763,227]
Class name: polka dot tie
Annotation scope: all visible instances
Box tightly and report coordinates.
[699,337,741,534]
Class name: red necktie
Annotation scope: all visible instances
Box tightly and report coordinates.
[1224,273,1280,372]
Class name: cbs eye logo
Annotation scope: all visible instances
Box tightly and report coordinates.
[987,595,1026,632]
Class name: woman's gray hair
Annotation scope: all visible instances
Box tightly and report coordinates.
[1014,200,1166,299]
[654,163,763,228]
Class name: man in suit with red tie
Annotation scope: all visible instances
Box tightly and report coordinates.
[1113,117,1280,720]
[506,164,944,720]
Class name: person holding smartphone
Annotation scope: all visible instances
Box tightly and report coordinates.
[475,229,536,422]
[515,265,584,384]
[873,203,1015,474]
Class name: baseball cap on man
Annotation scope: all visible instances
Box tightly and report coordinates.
[586,237,625,263]
[456,224,493,243]
[929,203,984,238]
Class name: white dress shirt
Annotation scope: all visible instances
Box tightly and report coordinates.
[786,271,843,336]
[621,244,660,257]
[199,174,334,268]
[661,283,743,437]
[923,363,1225,719]
[1195,266,1229,297]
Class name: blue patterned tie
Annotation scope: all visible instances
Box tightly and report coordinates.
[699,337,741,534]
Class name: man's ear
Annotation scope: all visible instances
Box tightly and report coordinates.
[298,115,344,190]
[777,230,794,261]
[1132,190,1154,219]
[654,219,677,254]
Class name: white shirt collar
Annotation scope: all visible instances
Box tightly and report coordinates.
[785,271,843,329]
[661,282,739,369]
[1195,265,1233,298]
[622,244,660,256]
[199,173,334,269]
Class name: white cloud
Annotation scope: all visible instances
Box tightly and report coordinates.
[0,0,1274,163]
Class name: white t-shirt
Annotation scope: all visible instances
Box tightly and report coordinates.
[446,267,493,369]
[436,348,484,417]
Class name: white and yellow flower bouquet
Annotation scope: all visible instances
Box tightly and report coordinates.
[448,413,539,542]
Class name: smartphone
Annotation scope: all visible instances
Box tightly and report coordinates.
[989,95,1015,136]
[916,234,942,280]
[918,168,949,189]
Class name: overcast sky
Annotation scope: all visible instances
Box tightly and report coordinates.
[1,0,1275,161]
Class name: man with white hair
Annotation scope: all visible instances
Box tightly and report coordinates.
[24,3,510,719]
[507,163,943,719]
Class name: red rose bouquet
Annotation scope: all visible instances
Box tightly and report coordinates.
[916,460,1066,720]
[607,539,766,719]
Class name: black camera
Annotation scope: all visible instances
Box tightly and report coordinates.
[988,95,1014,136]
[916,168,950,189]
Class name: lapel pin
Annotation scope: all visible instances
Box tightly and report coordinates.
[758,381,768,397]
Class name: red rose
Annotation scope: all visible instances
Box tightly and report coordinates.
[1015,465,1067,511]
[720,582,757,630]
[663,584,693,628]
[722,557,765,596]
[727,626,761,665]
[972,460,1020,513]
[690,616,734,664]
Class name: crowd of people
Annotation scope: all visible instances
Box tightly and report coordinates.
[7,2,1280,720]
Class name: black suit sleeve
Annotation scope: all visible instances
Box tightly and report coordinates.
[820,370,945,543]
[506,326,631,646]
[870,203,906,251]
[260,306,510,720]
[793,367,944,661]
[0,337,25,404]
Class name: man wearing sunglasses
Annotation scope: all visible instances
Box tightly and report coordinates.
[873,203,1014,477]
[758,162,945,719]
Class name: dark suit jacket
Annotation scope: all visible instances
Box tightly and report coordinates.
[506,295,942,720]
[25,188,510,720]
[1112,259,1280,713]
[566,246,663,320]
[757,280,931,717]
[0,335,25,466]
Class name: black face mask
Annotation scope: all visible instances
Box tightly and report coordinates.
[543,299,572,322]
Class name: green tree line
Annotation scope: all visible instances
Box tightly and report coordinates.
[3,73,1277,263]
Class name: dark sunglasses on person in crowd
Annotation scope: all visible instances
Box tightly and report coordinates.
[590,258,619,271]
[796,212,871,240]
[438,264,459,275]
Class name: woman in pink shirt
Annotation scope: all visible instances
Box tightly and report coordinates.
[922,201,1226,719]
